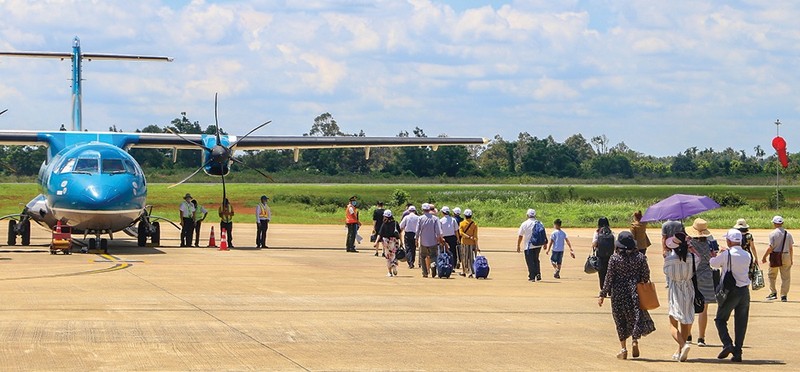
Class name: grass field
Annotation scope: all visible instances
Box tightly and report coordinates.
[1,183,799,229]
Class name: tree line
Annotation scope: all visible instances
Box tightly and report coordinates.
[0,112,795,180]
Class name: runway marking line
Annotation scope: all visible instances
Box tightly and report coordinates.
[0,253,134,281]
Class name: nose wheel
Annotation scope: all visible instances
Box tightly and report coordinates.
[83,238,108,253]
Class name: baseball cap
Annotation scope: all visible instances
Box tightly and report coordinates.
[527,209,536,218]
[772,215,784,224]
[421,203,431,211]
[408,205,416,212]
[723,228,743,243]
[184,193,192,199]
[383,209,393,218]
[261,195,269,200]
[464,209,473,217]
[441,206,451,214]
[453,207,462,214]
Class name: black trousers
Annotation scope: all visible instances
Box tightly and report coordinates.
[345,223,358,250]
[193,221,202,246]
[181,218,194,247]
[220,221,233,246]
[404,232,417,267]
[715,286,750,358]
[444,235,458,267]
[256,220,269,247]
[524,247,542,280]
[597,256,611,289]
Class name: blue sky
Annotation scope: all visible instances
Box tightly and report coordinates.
[0,0,797,157]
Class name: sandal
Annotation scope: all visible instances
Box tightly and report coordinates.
[632,342,640,358]
[616,348,627,360]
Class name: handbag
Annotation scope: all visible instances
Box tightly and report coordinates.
[691,254,705,313]
[584,250,599,274]
[751,266,765,291]
[769,230,788,268]
[636,281,660,310]
[715,252,737,304]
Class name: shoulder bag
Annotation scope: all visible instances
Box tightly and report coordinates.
[691,254,705,313]
[769,230,788,268]
[637,281,660,310]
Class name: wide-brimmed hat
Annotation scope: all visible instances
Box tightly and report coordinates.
[615,231,638,251]
[733,218,749,229]
[184,193,192,199]
[688,218,712,238]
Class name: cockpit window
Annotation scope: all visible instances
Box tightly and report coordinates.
[102,159,127,174]
[74,158,99,173]
[58,158,76,174]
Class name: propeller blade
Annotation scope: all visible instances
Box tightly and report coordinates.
[0,109,7,116]
[166,127,212,151]
[229,120,271,148]
[214,93,222,145]
[167,159,213,189]
[231,158,274,182]
[221,169,227,207]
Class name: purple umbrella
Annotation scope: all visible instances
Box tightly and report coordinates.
[640,194,721,222]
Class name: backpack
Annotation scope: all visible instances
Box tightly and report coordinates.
[436,247,453,278]
[595,226,615,258]
[529,221,547,247]
[473,254,490,279]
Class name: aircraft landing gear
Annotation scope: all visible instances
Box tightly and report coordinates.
[137,219,161,247]
[7,219,31,246]
[100,238,108,254]
[85,238,96,253]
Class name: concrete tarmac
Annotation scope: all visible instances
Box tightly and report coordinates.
[0,224,796,371]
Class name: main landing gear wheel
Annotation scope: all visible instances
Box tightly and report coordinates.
[87,238,97,253]
[20,219,30,246]
[7,220,16,246]
[151,222,161,246]
[137,221,147,247]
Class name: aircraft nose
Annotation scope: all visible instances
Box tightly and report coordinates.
[76,181,135,209]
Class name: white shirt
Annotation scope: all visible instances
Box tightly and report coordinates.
[399,213,420,233]
[518,218,537,249]
[709,245,752,288]
[440,215,458,237]
[179,200,195,218]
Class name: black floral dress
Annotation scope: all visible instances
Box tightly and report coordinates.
[599,251,657,341]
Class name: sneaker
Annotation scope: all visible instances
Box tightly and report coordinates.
[731,355,742,362]
[374,252,379,256]
[697,338,706,347]
[766,293,778,300]
[387,273,393,277]
[468,274,474,278]
[554,271,561,279]
[459,273,466,277]
[781,296,788,302]
[686,335,692,344]
[392,266,398,276]
[536,274,542,281]
[679,344,690,362]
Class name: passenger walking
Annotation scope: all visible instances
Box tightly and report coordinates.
[593,217,615,289]
[344,196,361,252]
[178,193,195,247]
[546,218,574,279]
[416,203,443,278]
[218,198,234,248]
[191,199,208,247]
[686,218,717,347]
[399,205,419,269]
[711,229,752,363]
[734,219,759,279]
[517,209,547,282]
[762,215,793,302]
[374,210,401,277]
[458,209,478,278]
[440,206,460,269]
[663,232,698,362]
[597,231,656,360]
[453,207,464,268]
[630,210,651,254]
[371,201,385,256]
[256,195,271,248]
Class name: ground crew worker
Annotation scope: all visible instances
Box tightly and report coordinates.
[219,198,234,248]
[256,195,271,248]
[345,196,361,252]
[191,199,208,247]
[179,193,195,247]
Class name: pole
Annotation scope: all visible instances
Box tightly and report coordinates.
[776,119,781,210]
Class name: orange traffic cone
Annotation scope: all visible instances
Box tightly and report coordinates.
[56,220,62,233]
[219,228,229,251]
[207,226,217,247]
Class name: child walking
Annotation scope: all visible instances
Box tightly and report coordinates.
[546,218,574,279]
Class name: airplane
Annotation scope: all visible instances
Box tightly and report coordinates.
[0,37,487,252]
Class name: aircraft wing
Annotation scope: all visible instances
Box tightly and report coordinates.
[130,133,488,150]
[0,51,172,62]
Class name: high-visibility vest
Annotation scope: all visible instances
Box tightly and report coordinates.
[219,205,234,223]
[258,203,270,219]
[345,205,359,224]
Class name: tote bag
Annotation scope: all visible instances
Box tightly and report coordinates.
[636,281,660,310]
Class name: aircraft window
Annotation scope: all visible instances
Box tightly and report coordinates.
[102,159,127,174]
[73,158,99,173]
[124,160,138,175]
[59,158,76,173]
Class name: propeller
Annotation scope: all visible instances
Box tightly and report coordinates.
[0,109,7,116]
[167,93,273,204]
